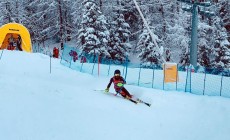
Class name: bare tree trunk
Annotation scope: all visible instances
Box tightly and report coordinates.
[117,0,120,14]
[58,0,64,50]
[16,0,19,23]
[6,2,11,22]
[100,0,102,10]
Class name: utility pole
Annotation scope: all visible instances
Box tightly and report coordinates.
[177,0,214,67]
[190,2,198,67]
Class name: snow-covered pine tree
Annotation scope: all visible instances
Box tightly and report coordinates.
[137,28,162,67]
[71,0,82,41]
[4,0,24,23]
[173,5,190,67]
[197,42,211,68]
[23,0,59,44]
[23,0,40,42]
[210,1,230,74]
[0,0,22,24]
[0,0,12,24]
[211,29,230,72]
[218,0,229,41]
[162,0,190,65]
[132,0,190,64]
[115,0,141,43]
[24,0,71,48]
[108,13,131,62]
[165,22,190,65]
[63,0,75,42]
[179,45,189,67]
[95,14,110,57]
[165,49,172,62]
[0,1,4,23]
[197,23,213,68]
[78,0,110,58]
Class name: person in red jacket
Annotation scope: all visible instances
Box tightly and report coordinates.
[53,47,59,58]
[105,69,132,99]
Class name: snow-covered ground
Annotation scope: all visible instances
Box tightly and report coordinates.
[0,50,230,140]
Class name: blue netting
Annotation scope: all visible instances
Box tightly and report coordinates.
[205,73,222,96]
[177,69,187,92]
[221,76,230,98]
[191,72,205,95]
[60,44,230,98]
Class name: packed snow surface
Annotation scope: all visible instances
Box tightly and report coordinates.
[0,50,230,140]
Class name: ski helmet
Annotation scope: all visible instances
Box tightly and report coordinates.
[114,69,121,75]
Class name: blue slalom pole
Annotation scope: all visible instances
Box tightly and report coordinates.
[138,64,141,86]
[0,50,4,60]
[125,55,128,80]
[108,59,111,76]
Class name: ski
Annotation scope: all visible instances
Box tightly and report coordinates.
[136,98,151,107]
[126,98,138,104]
[94,89,150,106]
[94,89,138,104]
[125,96,151,106]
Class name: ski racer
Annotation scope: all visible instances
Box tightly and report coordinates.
[105,69,132,99]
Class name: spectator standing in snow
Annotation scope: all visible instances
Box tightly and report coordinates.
[53,47,59,58]
[8,34,15,50]
[16,35,22,51]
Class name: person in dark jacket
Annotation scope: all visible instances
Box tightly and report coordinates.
[105,69,132,99]
[69,50,78,62]
[16,35,22,51]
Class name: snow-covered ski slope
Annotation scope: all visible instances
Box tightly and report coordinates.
[0,50,230,140]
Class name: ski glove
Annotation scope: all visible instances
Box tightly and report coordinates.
[117,83,124,87]
[105,88,109,93]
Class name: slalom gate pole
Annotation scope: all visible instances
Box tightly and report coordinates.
[60,45,65,64]
[203,72,207,95]
[98,55,100,77]
[92,55,96,75]
[185,66,189,92]
[152,65,155,88]
[220,73,223,96]
[0,50,4,60]
[108,59,111,76]
[125,55,128,80]
[50,52,52,74]
[69,55,72,68]
[80,56,84,72]
[138,64,141,86]
[176,64,178,90]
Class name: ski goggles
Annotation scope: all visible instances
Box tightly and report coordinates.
[114,74,120,76]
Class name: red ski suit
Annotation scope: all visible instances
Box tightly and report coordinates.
[107,76,132,98]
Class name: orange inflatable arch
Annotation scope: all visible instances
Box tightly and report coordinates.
[0,23,32,52]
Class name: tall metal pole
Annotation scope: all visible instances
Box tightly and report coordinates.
[177,0,214,68]
[190,3,198,67]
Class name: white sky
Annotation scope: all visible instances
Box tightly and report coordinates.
[0,50,230,140]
